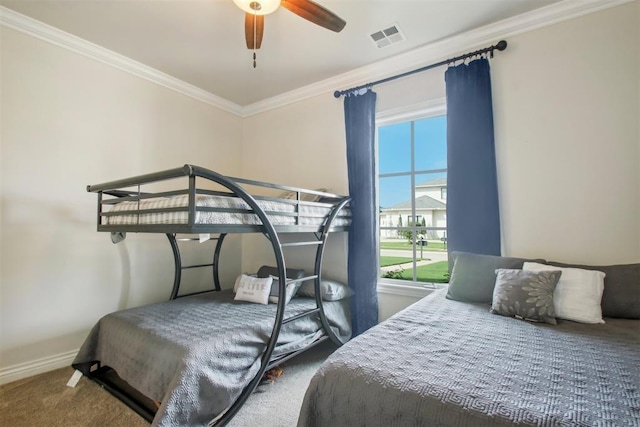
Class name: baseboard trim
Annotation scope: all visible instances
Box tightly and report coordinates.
[0,349,79,386]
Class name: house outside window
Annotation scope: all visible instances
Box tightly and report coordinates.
[377,106,448,287]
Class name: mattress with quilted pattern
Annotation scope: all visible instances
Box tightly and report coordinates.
[73,290,350,427]
[103,194,350,227]
[298,289,640,427]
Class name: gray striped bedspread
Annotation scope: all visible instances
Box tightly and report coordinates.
[298,289,640,427]
[73,290,350,427]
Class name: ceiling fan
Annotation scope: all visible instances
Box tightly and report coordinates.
[232,0,346,66]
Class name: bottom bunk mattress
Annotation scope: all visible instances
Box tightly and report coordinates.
[73,290,351,427]
[298,289,640,427]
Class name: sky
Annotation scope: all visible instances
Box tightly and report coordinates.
[378,115,447,208]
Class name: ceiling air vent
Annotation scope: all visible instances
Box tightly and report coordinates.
[370,23,405,48]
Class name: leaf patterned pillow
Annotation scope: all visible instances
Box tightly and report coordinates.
[490,268,562,325]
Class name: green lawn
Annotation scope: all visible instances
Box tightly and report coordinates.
[381,260,450,283]
[379,240,447,251]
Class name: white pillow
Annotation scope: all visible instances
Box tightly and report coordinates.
[234,273,256,292]
[523,262,605,324]
[234,274,272,305]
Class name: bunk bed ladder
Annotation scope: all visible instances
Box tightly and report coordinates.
[215,200,350,426]
[272,198,351,349]
[311,197,351,347]
[166,233,226,300]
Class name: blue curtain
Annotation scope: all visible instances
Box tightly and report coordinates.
[445,58,501,256]
[344,88,378,336]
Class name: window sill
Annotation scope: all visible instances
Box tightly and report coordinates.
[377,280,447,298]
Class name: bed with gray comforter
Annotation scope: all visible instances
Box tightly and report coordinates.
[298,288,640,426]
[73,290,350,427]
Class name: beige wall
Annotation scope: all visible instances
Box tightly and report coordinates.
[374,2,639,265]
[0,28,243,374]
[240,96,350,282]
[241,2,639,316]
[493,3,639,264]
[1,0,638,381]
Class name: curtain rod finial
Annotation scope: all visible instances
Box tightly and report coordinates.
[334,90,342,98]
[496,40,507,51]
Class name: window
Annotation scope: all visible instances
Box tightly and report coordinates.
[378,112,448,286]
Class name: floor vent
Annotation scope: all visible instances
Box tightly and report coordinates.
[370,23,405,48]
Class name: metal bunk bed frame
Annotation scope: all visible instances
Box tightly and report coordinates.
[85,164,350,426]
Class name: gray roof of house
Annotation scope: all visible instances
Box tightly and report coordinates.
[382,195,446,211]
[416,177,447,188]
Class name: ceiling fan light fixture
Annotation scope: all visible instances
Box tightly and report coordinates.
[233,0,281,15]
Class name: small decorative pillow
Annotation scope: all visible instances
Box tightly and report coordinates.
[298,279,350,301]
[491,269,562,325]
[234,273,256,292]
[523,262,605,324]
[234,274,272,305]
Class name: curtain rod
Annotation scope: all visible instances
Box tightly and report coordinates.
[333,40,507,98]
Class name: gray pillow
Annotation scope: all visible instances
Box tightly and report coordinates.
[257,266,306,304]
[491,268,562,325]
[257,265,305,280]
[446,251,546,303]
[298,279,350,301]
[267,277,300,304]
[547,261,640,319]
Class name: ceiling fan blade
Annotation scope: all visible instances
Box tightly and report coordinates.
[244,12,264,49]
[281,0,346,33]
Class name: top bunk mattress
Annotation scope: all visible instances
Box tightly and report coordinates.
[102,194,350,227]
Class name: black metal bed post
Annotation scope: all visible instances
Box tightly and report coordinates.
[212,234,226,291]
[313,197,351,346]
[182,165,288,427]
[166,234,182,300]
[187,175,197,226]
[96,191,103,230]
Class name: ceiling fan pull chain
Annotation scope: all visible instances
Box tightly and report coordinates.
[253,8,258,68]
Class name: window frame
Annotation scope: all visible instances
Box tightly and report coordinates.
[376,99,448,295]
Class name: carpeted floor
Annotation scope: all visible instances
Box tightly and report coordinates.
[0,341,337,427]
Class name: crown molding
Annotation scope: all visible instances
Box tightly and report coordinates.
[1,0,632,118]
[241,0,633,116]
[0,6,244,116]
